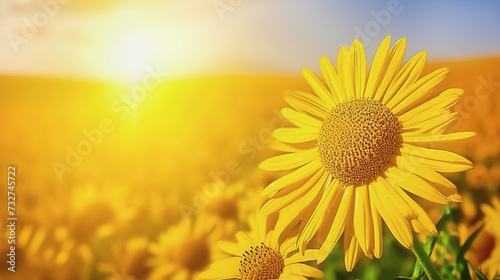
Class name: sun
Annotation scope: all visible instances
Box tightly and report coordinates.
[113,30,157,82]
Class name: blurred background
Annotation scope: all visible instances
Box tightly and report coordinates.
[1,0,500,279]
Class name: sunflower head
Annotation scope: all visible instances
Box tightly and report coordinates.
[318,98,402,185]
[147,218,226,280]
[200,227,323,280]
[177,236,212,271]
[240,243,284,280]
[260,36,474,271]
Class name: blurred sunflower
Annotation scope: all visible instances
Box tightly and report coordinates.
[465,163,490,189]
[147,218,226,280]
[200,222,323,280]
[260,36,474,270]
[200,180,263,238]
[0,225,82,280]
[99,237,152,280]
[149,190,183,227]
[478,197,500,278]
[24,180,140,274]
[67,182,137,243]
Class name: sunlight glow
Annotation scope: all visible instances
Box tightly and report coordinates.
[113,31,157,82]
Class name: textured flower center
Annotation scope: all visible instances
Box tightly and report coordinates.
[240,243,284,280]
[178,237,211,271]
[317,98,401,185]
[206,198,239,220]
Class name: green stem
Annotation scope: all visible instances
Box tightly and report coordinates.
[412,235,443,280]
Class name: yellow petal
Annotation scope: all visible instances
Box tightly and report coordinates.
[273,127,318,144]
[365,36,391,99]
[297,181,327,251]
[401,153,471,173]
[399,88,463,122]
[199,257,241,279]
[402,132,476,144]
[371,178,414,249]
[448,193,462,203]
[402,112,458,133]
[279,273,308,280]
[271,172,325,245]
[390,68,449,115]
[401,106,449,128]
[396,155,458,190]
[343,228,361,272]
[318,185,355,263]
[236,232,255,248]
[285,90,328,119]
[272,210,302,249]
[352,39,367,99]
[393,185,438,236]
[353,184,374,258]
[338,46,355,99]
[279,236,298,256]
[284,250,320,265]
[400,143,473,167]
[261,159,322,197]
[428,117,458,134]
[320,56,346,102]
[299,178,341,253]
[402,109,449,129]
[382,51,426,105]
[268,141,302,153]
[303,68,337,107]
[378,176,417,219]
[260,149,318,171]
[369,183,383,259]
[281,108,322,129]
[385,166,451,205]
[261,170,323,215]
[283,263,324,278]
[218,241,244,256]
[375,37,406,101]
[426,179,460,202]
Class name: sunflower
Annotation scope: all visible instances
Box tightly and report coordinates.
[259,36,474,270]
[200,219,323,280]
[98,237,152,280]
[200,180,264,238]
[147,218,227,280]
[479,197,500,278]
[0,225,82,280]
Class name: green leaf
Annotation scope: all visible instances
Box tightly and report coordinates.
[411,208,452,279]
[456,226,484,280]
[467,261,489,280]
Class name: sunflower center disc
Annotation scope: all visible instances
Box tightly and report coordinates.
[178,238,211,271]
[317,98,402,185]
[240,243,284,280]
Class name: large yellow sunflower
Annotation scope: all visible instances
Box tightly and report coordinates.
[200,220,323,280]
[259,36,474,270]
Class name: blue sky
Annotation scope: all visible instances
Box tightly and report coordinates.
[0,0,499,81]
[235,0,500,74]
